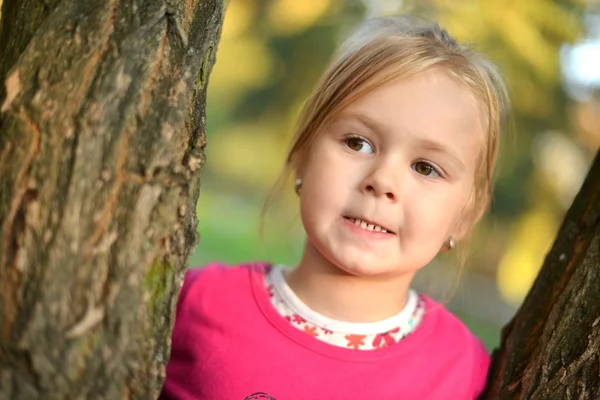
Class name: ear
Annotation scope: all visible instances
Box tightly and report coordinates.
[291,151,307,180]
[451,220,471,243]
[451,191,488,242]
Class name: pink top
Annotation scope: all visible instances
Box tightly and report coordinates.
[160,263,490,400]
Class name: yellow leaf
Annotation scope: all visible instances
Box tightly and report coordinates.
[267,0,334,36]
[496,205,559,305]
[221,0,257,38]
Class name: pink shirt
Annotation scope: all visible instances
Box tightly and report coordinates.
[161,263,490,400]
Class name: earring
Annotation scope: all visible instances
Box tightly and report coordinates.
[294,178,303,195]
[444,236,456,251]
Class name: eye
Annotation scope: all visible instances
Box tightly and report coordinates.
[344,136,374,154]
[412,161,441,178]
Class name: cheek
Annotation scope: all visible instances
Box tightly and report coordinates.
[300,170,346,214]
[407,184,472,232]
[413,202,455,233]
[303,145,358,192]
[442,186,476,233]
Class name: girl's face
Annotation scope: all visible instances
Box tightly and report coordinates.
[298,68,483,278]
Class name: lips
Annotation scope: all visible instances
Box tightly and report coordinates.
[343,216,395,234]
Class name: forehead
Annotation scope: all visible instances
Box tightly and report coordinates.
[338,68,485,160]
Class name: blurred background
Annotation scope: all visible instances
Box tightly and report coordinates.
[191,0,600,349]
[0,0,596,354]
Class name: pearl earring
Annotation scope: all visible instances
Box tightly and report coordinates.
[446,237,455,251]
[294,179,303,195]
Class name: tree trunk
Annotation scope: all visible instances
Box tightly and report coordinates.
[482,149,600,399]
[0,0,223,398]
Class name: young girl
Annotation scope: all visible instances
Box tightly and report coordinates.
[161,14,508,400]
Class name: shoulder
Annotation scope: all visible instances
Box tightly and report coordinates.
[179,261,270,298]
[175,261,271,318]
[170,261,271,339]
[163,262,272,399]
[423,296,477,339]
[421,296,491,396]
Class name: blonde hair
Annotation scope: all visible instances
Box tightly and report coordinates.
[263,15,509,240]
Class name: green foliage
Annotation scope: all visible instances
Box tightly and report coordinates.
[204,0,584,214]
[192,0,591,333]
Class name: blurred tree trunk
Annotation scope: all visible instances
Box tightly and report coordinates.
[482,149,600,399]
[0,0,223,398]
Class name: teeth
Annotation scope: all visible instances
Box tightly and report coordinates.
[350,218,388,233]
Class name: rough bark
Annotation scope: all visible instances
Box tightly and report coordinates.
[482,149,600,399]
[0,0,223,398]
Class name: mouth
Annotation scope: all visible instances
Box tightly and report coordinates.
[343,216,395,234]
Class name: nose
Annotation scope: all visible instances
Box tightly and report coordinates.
[360,158,403,202]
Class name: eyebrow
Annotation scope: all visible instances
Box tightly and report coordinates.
[338,111,466,171]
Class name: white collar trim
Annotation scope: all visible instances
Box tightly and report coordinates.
[269,265,419,335]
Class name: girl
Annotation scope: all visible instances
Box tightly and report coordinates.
[161,14,508,400]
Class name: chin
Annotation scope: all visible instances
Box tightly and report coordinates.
[333,256,395,278]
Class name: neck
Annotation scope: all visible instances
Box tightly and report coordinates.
[285,242,415,323]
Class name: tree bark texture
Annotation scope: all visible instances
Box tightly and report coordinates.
[0,0,223,398]
[482,149,600,399]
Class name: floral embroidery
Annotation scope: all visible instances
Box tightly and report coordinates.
[291,314,306,324]
[345,334,367,349]
[303,325,319,337]
[372,327,400,348]
[264,266,425,351]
